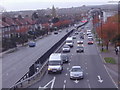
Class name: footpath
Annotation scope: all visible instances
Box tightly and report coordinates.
[96,41,119,88]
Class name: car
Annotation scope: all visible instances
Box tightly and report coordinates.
[77,40,83,44]
[76,45,84,53]
[61,54,69,63]
[28,41,36,47]
[62,45,70,52]
[70,66,84,80]
[88,40,94,44]
[54,31,58,34]
[75,32,78,35]
[72,35,76,39]
[59,29,62,32]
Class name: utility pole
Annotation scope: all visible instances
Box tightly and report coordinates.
[99,8,104,51]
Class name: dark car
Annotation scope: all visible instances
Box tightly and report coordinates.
[61,54,69,63]
[76,45,84,53]
[54,31,58,34]
[28,41,36,47]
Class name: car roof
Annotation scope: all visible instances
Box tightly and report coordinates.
[72,66,81,69]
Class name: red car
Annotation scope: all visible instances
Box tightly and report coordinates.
[88,41,94,44]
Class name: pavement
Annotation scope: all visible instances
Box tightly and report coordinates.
[96,41,119,88]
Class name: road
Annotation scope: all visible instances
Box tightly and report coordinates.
[29,21,117,89]
[2,26,76,88]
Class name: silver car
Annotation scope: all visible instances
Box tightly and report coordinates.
[62,45,70,52]
[70,66,84,79]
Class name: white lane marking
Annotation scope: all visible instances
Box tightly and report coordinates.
[39,76,56,89]
[51,77,56,89]
[97,75,103,83]
[104,65,118,88]
[86,73,88,75]
[69,63,70,65]
[64,80,66,83]
[86,67,87,69]
[87,79,89,82]
[6,73,8,76]
[74,80,79,83]
[63,84,66,90]
[85,63,87,64]
[65,73,68,76]
[88,83,91,89]
[67,68,69,70]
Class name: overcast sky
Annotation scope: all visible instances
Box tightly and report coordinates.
[0,0,119,11]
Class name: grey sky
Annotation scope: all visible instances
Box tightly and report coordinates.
[0,0,119,11]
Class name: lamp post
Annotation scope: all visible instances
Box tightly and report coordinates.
[99,8,104,51]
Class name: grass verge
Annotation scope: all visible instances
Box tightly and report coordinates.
[101,49,109,53]
[104,57,116,64]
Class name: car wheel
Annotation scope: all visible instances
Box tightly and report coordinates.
[48,71,51,74]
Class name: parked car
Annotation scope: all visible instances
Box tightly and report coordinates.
[28,41,36,47]
[76,45,84,53]
[62,45,70,52]
[70,66,84,79]
[61,54,69,63]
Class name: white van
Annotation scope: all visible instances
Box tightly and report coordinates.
[48,53,63,74]
[66,37,74,47]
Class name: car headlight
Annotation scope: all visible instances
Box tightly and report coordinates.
[48,68,52,70]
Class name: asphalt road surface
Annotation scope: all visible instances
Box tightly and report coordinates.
[29,21,117,89]
[2,26,76,88]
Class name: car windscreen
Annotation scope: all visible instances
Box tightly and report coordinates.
[49,61,61,65]
[71,68,82,72]
[63,46,69,48]
[66,40,72,43]
[61,55,68,59]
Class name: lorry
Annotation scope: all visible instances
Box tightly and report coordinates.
[48,53,63,74]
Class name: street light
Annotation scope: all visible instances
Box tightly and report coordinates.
[99,8,104,51]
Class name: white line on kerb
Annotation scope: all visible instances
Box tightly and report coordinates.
[104,65,118,88]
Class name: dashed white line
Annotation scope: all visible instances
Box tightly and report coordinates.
[67,68,69,70]
[87,79,89,82]
[88,83,91,89]
[64,80,66,83]
[86,67,87,69]
[63,84,66,90]
[65,73,68,76]
[69,63,70,65]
